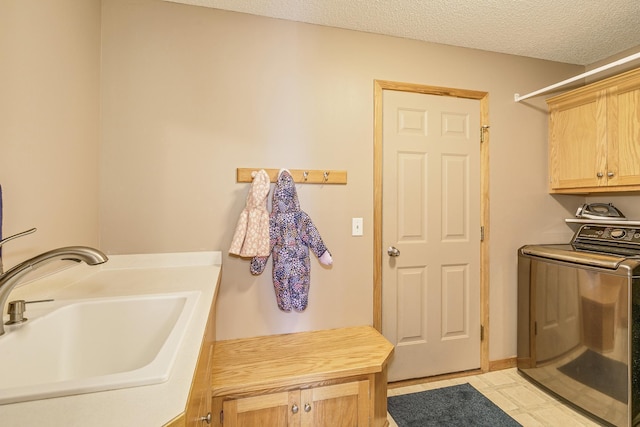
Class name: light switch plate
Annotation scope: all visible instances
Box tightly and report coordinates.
[352,218,363,236]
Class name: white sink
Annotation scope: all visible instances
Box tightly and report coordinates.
[0,291,200,405]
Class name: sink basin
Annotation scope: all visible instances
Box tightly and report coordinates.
[0,291,200,405]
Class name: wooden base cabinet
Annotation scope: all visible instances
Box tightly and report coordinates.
[211,327,393,427]
[220,380,369,427]
[165,273,221,427]
[548,67,640,193]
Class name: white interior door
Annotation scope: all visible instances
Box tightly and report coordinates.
[382,89,481,382]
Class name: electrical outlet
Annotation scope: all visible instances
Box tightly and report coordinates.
[352,218,363,236]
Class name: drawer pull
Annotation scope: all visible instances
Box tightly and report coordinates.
[199,412,211,424]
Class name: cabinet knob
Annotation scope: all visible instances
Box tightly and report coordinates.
[199,412,211,424]
[292,404,299,414]
[608,171,615,178]
[596,172,604,178]
[304,403,312,412]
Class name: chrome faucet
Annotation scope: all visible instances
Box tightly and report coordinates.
[0,245,108,336]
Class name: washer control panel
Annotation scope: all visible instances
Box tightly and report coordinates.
[572,224,640,255]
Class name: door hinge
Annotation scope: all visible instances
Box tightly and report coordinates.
[480,226,485,242]
[480,125,490,143]
[534,321,537,336]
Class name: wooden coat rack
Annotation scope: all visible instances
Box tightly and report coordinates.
[236,168,347,185]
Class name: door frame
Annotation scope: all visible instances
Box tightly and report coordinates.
[373,80,490,373]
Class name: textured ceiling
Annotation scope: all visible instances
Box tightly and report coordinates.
[166,0,640,65]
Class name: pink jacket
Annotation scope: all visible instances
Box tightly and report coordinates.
[229,169,271,257]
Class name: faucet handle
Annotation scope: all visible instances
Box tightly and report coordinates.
[4,298,54,325]
[0,228,37,274]
[0,228,37,248]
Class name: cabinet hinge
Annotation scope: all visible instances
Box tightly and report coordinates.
[534,321,537,336]
[480,325,484,341]
[480,125,490,143]
[480,226,485,242]
[220,410,224,424]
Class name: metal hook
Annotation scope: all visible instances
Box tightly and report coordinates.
[303,171,309,181]
[323,171,330,182]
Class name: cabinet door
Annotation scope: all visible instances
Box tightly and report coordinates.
[222,391,299,427]
[549,90,607,190]
[192,345,213,426]
[300,380,370,427]
[607,83,640,186]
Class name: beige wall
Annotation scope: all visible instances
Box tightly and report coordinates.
[100,0,585,361]
[0,0,101,268]
[2,0,597,362]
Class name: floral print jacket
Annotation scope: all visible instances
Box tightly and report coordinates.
[251,169,332,311]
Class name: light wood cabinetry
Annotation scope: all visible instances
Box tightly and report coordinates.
[221,380,369,426]
[548,67,640,193]
[165,274,221,427]
[211,326,394,427]
[185,307,215,427]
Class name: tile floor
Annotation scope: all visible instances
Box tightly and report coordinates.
[387,368,604,426]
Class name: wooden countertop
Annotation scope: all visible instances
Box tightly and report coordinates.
[212,326,394,397]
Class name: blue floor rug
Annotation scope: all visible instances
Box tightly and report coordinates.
[388,383,522,427]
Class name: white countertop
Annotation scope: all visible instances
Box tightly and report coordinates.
[0,251,221,427]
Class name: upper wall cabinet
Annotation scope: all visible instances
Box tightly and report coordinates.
[548,67,640,194]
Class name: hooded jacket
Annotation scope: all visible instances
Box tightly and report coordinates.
[229,169,271,257]
[251,169,332,311]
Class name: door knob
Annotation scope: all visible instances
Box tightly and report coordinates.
[608,171,615,178]
[292,404,299,414]
[387,246,400,257]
